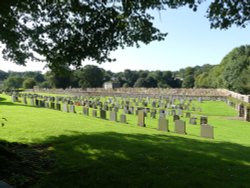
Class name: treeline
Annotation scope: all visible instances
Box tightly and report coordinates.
[0,45,249,94]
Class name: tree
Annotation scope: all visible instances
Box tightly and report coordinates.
[23,78,36,89]
[124,69,139,87]
[45,68,72,89]
[74,65,104,89]
[181,67,195,88]
[219,45,250,93]
[133,78,147,88]
[3,76,24,89]
[0,1,249,71]
[0,70,8,80]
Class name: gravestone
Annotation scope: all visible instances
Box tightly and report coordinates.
[200,124,214,139]
[159,112,165,119]
[174,120,187,134]
[150,111,156,118]
[11,95,17,102]
[129,106,134,114]
[50,102,55,109]
[177,109,183,116]
[200,116,208,125]
[238,104,245,117]
[35,99,39,106]
[185,112,191,118]
[56,103,61,111]
[63,103,69,112]
[120,114,127,123]
[245,106,250,122]
[45,101,50,108]
[22,96,27,104]
[158,118,169,132]
[109,111,117,122]
[92,109,97,117]
[137,110,145,127]
[189,117,197,125]
[100,110,106,119]
[30,98,35,106]
[69,105,76,113]
[171,109,176,116]
[83,107,89,116]
[173,114,180,121]
[40,100,45,108]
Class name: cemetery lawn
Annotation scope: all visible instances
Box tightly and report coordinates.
[0,94,250,187]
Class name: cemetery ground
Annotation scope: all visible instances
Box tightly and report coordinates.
[0,94,250,187]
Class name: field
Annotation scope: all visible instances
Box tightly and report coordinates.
[0,93,250,188]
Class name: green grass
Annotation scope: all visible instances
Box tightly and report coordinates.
[0,94,250,188]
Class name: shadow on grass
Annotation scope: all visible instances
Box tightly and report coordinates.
[33,132,250,188]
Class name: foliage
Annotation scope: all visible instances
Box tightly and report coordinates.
[74,65,104,89]
[22,78,36,89]
[0,1,249,70]
[194,45,250,94]
[3,76,24,89]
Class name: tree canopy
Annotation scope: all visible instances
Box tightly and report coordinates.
[0,0,249,70]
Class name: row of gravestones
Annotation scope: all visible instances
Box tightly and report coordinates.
[11,94,214,138]
[14,94,206,126]
[137,110,214,139]
[82,107,127,124]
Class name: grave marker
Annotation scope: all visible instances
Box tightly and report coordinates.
[158,118,169,132]
[137,110,145,127]
[120,114,127,124]
[200,124,214,139]
[100,110,106,119]
[200,116,208,125]
[174,120,187,135]
[109,111,117,122]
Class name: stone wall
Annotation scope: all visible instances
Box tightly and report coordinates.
[217,89,250,103]
[28,88,249,103]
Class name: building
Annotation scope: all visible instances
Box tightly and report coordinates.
[103,81,120,89]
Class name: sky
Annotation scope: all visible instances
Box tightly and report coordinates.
[0,2,250,73]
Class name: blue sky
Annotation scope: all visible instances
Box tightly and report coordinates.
[0,2,249,73]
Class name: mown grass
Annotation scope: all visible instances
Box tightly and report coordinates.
[0,94,250,188]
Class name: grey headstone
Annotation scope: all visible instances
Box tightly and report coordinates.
[200,116,208,125]
[137,110,145,127]
[177,109,183,116]
[92,109,97,117]
[109,111,117,121]
[45,101,50,108]
[150,111,156,118]
[174,120,187,134]
[51,102,55,109]
[185,112,191,118]
[100,110,106,119]
[22,96,27,104]
[158,118,169,132]
[171,109,176,116]
[173,114,180,121]
[63,103,69,112]
[35,99,39,106]
[56,103,61,111]
[189,117,197,125]
[83,107,89,116]
[69,105,76,113]
[40,100,45,108]
[120,114,127,123]
[30,98,35,106]
[200,124,214,139]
